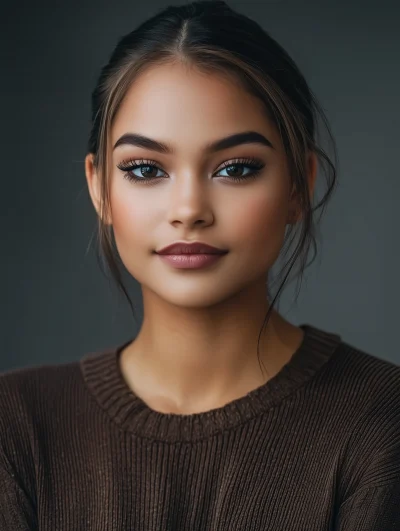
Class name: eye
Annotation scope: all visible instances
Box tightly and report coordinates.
[116,159,165,181]
[215,158,265,181]
[116,157,266,184]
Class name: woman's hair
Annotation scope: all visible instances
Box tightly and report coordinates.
[87,0,338,376]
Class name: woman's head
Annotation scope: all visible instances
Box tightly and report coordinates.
[85,0,337,372]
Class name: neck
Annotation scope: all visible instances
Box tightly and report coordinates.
[119,281,304,414]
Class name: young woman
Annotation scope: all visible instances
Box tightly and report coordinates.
[1,1,399,529]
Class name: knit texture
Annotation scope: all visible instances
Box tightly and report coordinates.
[1,323,400,530]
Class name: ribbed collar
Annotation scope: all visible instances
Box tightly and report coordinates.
[80,324,342,442]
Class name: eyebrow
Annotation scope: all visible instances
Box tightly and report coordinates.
[112,130,274,154]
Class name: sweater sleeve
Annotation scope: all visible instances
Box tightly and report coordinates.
[0,452,38,530]
[334,482,400,530]
[334,383,400,530]
[0,372,38,530]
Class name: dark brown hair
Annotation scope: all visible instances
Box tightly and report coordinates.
[87,0,338,376]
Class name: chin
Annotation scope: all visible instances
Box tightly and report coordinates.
[152,285,239,309]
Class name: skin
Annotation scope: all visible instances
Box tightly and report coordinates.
[85,61,317,415]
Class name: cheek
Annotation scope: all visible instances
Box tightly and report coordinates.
[109,184,152,253]
[228,189,289,256]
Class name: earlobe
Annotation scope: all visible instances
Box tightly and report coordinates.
[85,153,100,215]
[84,153,112,225]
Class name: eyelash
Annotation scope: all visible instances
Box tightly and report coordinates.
[116,157,266,185]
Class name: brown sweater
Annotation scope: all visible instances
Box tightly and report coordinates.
[1,323,400,530]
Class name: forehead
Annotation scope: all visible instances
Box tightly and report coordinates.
[111,62,279,151]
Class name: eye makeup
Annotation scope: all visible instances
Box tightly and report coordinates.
[116,156,266,184]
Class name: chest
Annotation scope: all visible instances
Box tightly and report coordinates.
[36,426,340,530]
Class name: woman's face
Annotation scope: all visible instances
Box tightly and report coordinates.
[87,62,306,309]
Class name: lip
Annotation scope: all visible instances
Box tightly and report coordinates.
[155,241,228,255]
[157,253,227,269]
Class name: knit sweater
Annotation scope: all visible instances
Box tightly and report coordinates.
[1,323,400,530]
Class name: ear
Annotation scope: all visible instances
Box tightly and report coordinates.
[85,153,112,225]
[287,151,318,224]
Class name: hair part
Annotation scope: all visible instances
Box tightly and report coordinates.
[87,0,338,377]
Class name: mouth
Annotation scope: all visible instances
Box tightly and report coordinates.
[155,241,229,255]
[156,252,228,269]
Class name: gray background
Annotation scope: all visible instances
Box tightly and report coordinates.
[1,1,399,372]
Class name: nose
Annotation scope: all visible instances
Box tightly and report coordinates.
[166,174,214,228]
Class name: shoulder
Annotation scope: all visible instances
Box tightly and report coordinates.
[325,337,400,410]
[0,359,84,453]
[328,340,400,497]
[343,344,400,443]
[314,333,400,460]
[0,361,79,499]
[0,358,83,411]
